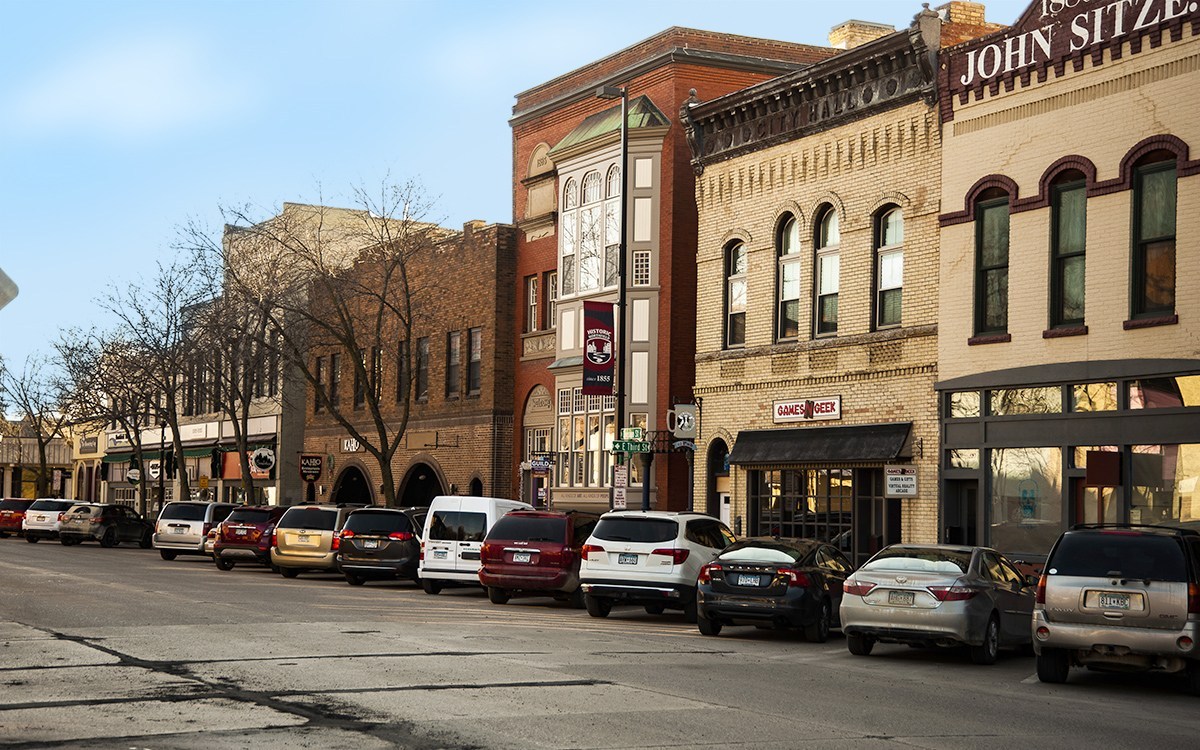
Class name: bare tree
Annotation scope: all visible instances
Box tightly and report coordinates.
[0,354,70,498]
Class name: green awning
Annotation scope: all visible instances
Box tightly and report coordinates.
[101,453,131,464]
[183,447,216,457]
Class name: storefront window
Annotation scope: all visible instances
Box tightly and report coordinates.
[1070,382,1117,412]
[556,388,616,489]
[948,391,981,418]
[1131,444,1200,525]
[748,467,853,543]
[948,449,980,470]
[1129,376,1200,409]
[989,447,1062,556]
[990,387,1062,416]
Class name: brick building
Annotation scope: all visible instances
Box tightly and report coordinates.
[682,3,997,564]
[510,28,836,512]
[937,0,1200,558]
[303,220,517,506]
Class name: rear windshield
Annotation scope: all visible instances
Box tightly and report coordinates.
[0,499,32,511]
[427,511,487,542]
[29,500,75,512]
[343,511,414,535]
[862,547,971,574]
[486,515,566,544]
[159,503,207,521]
[278,508,337,531]
[67,505,100,516]
[1050,532,1189,581]
[226,509,273,524]
[719,540,811,564]
[592,517,678,544]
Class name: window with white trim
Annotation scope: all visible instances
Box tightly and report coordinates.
[777,214,801,340]
[633,250,651,286]
[874,206,903,328]
[556,386,616,488]
[545,271,558,330]
[814,206,839,336]
[725,242,747,348]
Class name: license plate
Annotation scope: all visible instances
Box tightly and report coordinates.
[888,590,916,606]
[618,553,638,565]
[513,551,532,564]
[171,527,188,535]
[1099,592,1130,610]
[236,529,247,536]
[433,549,448,559]
[297,535,310,544]
[736,574,762,587]
[35,515,46,522]
[363,540,379,550]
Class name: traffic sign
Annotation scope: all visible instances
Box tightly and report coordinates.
[612,440,650,453]
[619,427,644,441]
[147,460,161,481]
[613,487,627,510]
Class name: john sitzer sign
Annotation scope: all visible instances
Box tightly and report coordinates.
[773,396,842,423]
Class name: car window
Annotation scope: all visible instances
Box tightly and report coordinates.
[816,546,849,573]
[212,505,234,523]
[428,511,488,542]
[159,503,207,521]
[1,500,29,511]
[1050,532,1188,581]
[593,517,678,544]
[487,515,565,543]
[686,519,730,550]
[862,547,972,574]
[69,505,98,516]
[344,511,413,535]
[278,508,337,531]
[29,500,75,512]
[718,542,799,564]
[982,552,1021,585]
[227,509,273,524]
[718,524,737,548]
[572,516,599,544]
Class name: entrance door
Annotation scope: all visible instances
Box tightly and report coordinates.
[718,492,731,527]
[1070,478,1118,525]
[943,479,979,546]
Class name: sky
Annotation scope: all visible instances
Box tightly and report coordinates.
[0,0,1030,371]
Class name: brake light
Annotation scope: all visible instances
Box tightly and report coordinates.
[419,542,425,561]
[1036,574,1048,605]
[89,517,103,524]
[652,548,690,565]
[783,569,811,588]
[581,544,605,557]
[270,528,278,548]
[57,513,65,522]
[388,531,414,541]
[698,563,721,584]
[341,529,355,539]
[843,580,876,597]
[202,523,212,537]
[1188,582,1200,615]
[928,585,981,602]
[331,534,340,551]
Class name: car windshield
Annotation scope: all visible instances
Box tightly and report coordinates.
[427,511,487,542]
[592,517,678,544]
[486,515,566,544]
[1051,532,1189,581]
[0,500,31,511]
[159,503,207,521]
[862,548,971,574]
[278,508,337,531]
[343,511,413,535]
[29,500,74,512]
[226,509,273,524]
[718,540,810,564]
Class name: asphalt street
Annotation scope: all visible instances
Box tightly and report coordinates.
[1,538,1198,749]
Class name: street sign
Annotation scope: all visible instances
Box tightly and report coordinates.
[147,460,161,481]
[198,475,210,490]
[884,465,918,498]
[613,487,627,510]
[619,427,644,441]
[614,464,628,488]
[0,267,16,311]
[612,440,650,453]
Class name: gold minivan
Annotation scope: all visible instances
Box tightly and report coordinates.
[271,504,364,578]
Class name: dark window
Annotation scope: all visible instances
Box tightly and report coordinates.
[1051,532,1187,581]
[725,242,747,348]
[874,206,904,328]
[685,519,729,549]
[157,502,207,521]
[486,515,567,543]
[371,346,382,400]
[467,327,482,395]
[975,191,1010,334]
[777,215,801,340]
[0,500,31,511]
[592,516,678,544]
[212,505,234,523]
[395,340,408,403]
[445,332,461,398]
[1132,158,1177,317]
[572,515,599,544]
[1051,175,1087,327]
[226,509,273,524]
[861,546,972,574]
[343,510,414,535]
[427,511,487,542]
[329,353,341,406]
[277,508,337,531]
[415,338,429,401]
[354,348,366,408]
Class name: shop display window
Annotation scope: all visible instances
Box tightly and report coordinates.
[988,446,1062,556]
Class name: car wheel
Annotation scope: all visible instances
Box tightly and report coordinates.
[345,573,365,586]
[847,633,875,656]
[804,599,832,643]
[279,567,300,578]
[0,532,8,538]
[139,532,153,549]
[487,587,510,605]
[970,616,1000,666]
[681,598,699,624]
[60,537,73,546]
[1036,647,1071,684]
[159,550,176,560]
[697,614,722,637]
[26,535,38,543]
[568,587,586,609]
[215,558,235,571]
[644,604,665,615]
[99,529,117,548]
[585,594,612,618]
[422,578,443,595]
[1186,661,1200,696]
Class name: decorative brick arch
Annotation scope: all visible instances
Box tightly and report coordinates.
[940,173,1020,226]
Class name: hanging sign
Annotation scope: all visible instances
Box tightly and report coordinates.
[299,454,324,483]
[582,300,616,396]
[884,465,919,498]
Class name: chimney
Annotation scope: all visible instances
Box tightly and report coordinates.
[828,19,896,50]
[936,1,988,25]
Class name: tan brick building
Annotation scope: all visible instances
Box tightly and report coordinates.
[937,1,1200,558]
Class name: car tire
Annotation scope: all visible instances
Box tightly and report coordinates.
[568,587,586,609]
[487,587,509,605]
[345,573,365,586]
[585,594,612,618]
[804,599,832,643]
[697,614,722,636]
[215,558,236,571]
[644,604,665,615]
[159,550,176,560]
[1186,661,1200,696]
[1036,647,1071,684]
[279,567,300,578]
[847,633,875,656]
[682,598,699,624]
[60,537,74,546]
[139,532,153,549]
[99,529,117,548]
[422,578,443,595]
[970,616,1001,666]
[0,532,8,538]
[26,536,38,543]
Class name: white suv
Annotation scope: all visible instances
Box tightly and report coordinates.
[580,511,735,622]
[22,499,85,542]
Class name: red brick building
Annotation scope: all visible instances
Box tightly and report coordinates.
[510,28,836,511]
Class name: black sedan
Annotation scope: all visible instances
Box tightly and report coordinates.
[696,537,853,641]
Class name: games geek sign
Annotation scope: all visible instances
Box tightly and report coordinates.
[773,396,842,424]
[953,0,1199,89]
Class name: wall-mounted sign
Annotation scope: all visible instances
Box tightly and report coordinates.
[299,454,323,483]
[669,405,697,439]
[107,433,130,449]
[773,396,841,423]
[884,465,919,498]
[342,438,363,453]
[79,436,99,455]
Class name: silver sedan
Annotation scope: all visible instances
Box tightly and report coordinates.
[839,544,1035,665]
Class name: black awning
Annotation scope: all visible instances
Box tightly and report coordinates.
[728,422,912,466]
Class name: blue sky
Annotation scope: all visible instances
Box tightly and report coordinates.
[0,0,1029,370]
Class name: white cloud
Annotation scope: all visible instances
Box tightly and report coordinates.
[7,33,247,140]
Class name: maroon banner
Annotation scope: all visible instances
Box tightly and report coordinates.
[582,300,616,396]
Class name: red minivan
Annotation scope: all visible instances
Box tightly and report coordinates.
[478,510,600,606]
[0,499,35,538]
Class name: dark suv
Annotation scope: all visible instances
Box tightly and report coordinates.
[213,505,288,570]
[479,510,600,606]
[1034,524,1200,693]
[335,507,427,586]
[0,499,35,538]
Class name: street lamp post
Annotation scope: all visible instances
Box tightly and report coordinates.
[158,419,167,513]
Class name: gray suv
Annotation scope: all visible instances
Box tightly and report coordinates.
[1033,524,1200,693]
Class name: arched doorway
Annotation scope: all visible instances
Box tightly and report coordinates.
[707,439,730,526]
[468,477,483,496]
[332,465,373,505]
[400,462,444,507]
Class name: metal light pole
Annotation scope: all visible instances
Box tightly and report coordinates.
[158,419,167,513]
[596,84,630,507]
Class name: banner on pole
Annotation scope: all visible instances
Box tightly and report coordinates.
[582,300,615,396]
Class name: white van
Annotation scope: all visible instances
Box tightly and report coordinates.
[418,495,532,594]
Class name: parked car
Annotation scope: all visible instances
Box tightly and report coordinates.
[58,503,153,547]
[153,501,237,560]
[271,504,363,578]
[840,544,1035,665]
[418,496,533,594]
[479,510,601,606]
[21,499,82,542]
[335,506,428,585]
[1033,524,1200,693]
[696,537,853,641]
[213,505,287,570]
[0,498,35,538]
[580,511,735,622]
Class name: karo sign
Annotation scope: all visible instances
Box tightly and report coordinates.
[299,454,323,483]
[582,300,615,396]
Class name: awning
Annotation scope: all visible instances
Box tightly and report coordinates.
[101,453,132,464]
[183,447,216,458]
[728,423,912,466]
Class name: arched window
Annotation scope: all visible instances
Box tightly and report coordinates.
[606,165,621,197]
[1050,170,1087,328]
[874,206,904,328]
[563,178,578,210]
[776,215,801,340]
[974,187,1010,335]
[1132,151,1177,317]
[604,165,621,287]
[725,242,748,348]
[560,178,578,296]
[578,171,603,291]
[814,206,840,335]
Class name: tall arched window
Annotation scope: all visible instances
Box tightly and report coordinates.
[1132,151,1177,318]
[974,188,1010,335]
[725,242,747,348]
[1050,170,1086,328]
[814,206,840,335]
[874,206,904,328]
[604,165,621,288]
[578,171,603,291]
[560,178,578,296]
[777,215,801,340]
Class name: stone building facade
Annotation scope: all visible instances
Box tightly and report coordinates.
[937,0,1200,559]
